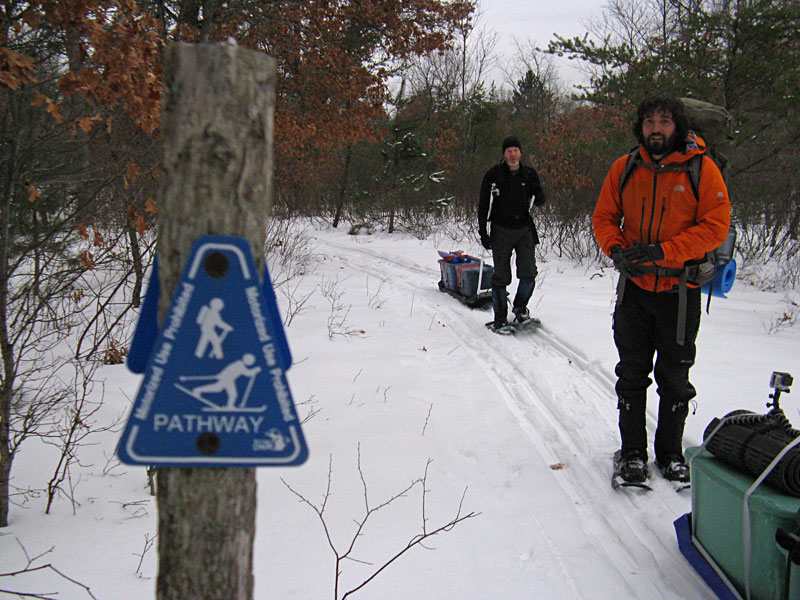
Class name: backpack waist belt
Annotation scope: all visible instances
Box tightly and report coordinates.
[615,266,690,346]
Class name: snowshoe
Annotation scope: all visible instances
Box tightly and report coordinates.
[513,316,541,331]
[485,319,515,335]
[512,306,531,323]
[485,316,541,335]
[612,450,652,491]
[658,455,691,492]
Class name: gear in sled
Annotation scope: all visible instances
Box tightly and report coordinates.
[436,250,493,308]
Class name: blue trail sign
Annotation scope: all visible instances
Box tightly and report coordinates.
[117,235,307,467]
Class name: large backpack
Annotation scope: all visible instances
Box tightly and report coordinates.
[681,98,737,267]
[680,97,736,179]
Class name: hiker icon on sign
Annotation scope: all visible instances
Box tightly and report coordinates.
[194,297,233,359]
[175,353,265,412]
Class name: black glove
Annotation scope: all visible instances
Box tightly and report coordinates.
[622,241,664,265]
[610,245,645,279]
[480,232,492,250]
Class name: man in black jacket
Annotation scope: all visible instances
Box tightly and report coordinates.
[478,135,546,330]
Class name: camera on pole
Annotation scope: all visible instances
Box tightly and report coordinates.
[767,371,793,410]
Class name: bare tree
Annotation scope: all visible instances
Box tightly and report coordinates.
[406,17,497,112]
[502,41,563,101]
[282,446,478,599]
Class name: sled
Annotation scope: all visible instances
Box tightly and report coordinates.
[675,444,800,600]
[437,251,493,309]
[438,279,492,308]
[674,513,743,600]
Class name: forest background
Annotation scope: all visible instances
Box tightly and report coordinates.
[0,0,799,535]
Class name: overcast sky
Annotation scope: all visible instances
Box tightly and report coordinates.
[475,0,610,90]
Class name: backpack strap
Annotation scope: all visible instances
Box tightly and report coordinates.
[686,154,703,201]
[676,271,688,346]
[619,150,704,202]
[618,150,640,196]
[616,150,711,340]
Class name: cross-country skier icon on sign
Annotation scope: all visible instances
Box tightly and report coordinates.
[175,353,265,412]
[194,297,233,359]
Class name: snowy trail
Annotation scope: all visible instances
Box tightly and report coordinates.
[315,233,714,599]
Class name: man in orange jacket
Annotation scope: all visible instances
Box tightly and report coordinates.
[593,94,731,485]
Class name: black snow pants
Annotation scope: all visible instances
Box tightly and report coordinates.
[613,281,701,464]
[490,223,538,319]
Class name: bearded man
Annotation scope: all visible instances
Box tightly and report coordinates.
[593,94,731,485]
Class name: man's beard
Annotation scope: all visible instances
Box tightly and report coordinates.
[645,132,677,157]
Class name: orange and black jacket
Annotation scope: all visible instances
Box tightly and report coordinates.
[593,134,731,293]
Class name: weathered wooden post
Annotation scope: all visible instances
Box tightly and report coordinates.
[154,42,274,600]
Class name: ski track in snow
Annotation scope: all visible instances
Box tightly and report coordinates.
[317,235,715,600]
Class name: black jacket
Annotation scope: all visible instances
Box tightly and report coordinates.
[478,161,546,243]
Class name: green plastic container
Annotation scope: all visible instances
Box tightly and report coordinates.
[689,447,800,600]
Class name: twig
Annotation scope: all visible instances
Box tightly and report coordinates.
[1,541,98,599]
[281,282,315,327]
[421,404,433,436]
[282,446,478,600]
[367,280,385,309]
[16,539,54,567]
[101,451,124,477]
[133,533,158,577]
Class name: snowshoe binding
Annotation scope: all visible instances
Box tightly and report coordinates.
[486,310,541,335]
[513,306,531,323]
[657,455,691,492]
[612,450,652,491]
[512,307,541,330]
[486,318,515,335]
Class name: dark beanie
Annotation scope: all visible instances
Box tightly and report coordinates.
[502,135,521,152]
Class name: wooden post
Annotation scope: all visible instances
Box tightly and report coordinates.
[154,42,275,600]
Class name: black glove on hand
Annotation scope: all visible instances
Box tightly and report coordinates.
[610,245,645,279]
[622,241,664,265]
[480,232,492,250]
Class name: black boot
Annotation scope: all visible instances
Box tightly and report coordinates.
[620,450,649,483]
[492,287,508,328]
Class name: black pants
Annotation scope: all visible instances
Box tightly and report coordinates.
[613,282,701,463]
[490,223,537,318]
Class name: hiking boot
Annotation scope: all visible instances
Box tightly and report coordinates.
[512,306,530,323]
[620,451,649,483]
[489,317,509,331]
[658,455,690,483]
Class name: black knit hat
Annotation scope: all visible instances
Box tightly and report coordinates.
[502,135,521,152]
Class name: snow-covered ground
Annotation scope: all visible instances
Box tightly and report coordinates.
[2,223,799,599]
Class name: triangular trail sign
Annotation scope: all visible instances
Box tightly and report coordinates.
[127,256,291,375]
[117,235,308,467]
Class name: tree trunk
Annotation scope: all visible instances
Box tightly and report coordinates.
[199,0,218,43]
[128,220,144,308]
[0,107,17,528]
[157,468,257,597]
[332,143,352,228]
[154,42,275,600]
